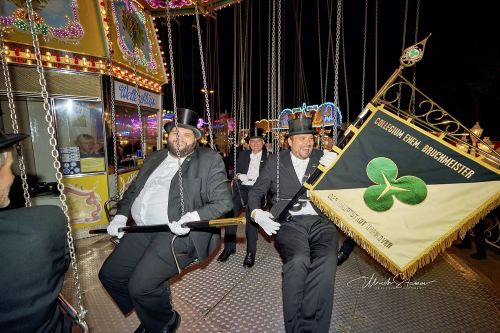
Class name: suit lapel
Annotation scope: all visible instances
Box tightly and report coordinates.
[304,150,321,181]
[280,151,302,187]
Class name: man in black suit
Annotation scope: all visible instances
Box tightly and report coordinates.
[99,108,232,333]
[248,117,339,333]
[0,131,71,333]
[217,128,268,267]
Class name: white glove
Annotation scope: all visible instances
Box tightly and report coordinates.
[168,211,200,236]
[107,215,127,239]
[252,209,280,236]
[319,150,338,168]
[236,173,249,182]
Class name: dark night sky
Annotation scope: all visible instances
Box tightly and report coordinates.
[158,0,499,139]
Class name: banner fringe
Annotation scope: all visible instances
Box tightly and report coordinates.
[310,191,500,278]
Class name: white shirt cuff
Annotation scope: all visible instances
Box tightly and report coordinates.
[112,214,128,224]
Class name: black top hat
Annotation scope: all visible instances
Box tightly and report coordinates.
[245,127,265,143]
[164,108,202,139]
[0,131,29,150]
[288,117,315,137]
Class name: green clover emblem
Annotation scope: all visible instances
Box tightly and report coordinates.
[363,157,427,212]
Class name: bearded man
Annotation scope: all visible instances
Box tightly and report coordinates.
[99,108,232,333]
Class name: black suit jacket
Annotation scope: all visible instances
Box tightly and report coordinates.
[116,146,233,260]
[248,149,323,219]
[0,206,69,333]
[235,149,269,175]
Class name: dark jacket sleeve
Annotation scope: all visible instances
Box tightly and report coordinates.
[196,152,233,220]
[248,154,276,215]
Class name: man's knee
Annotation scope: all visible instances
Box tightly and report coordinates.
[283,253,310,273]
[98,263,113,287]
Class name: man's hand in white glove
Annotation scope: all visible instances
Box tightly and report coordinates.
[319,150,338,168]
[168,211,200,236]
[236,173,249,182]
[107,215,127,239]
[251,209,280,236]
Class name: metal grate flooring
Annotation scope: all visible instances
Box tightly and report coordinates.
[62,229,500,333]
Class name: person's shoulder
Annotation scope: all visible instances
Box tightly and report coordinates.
[196,146,221,159]
[311,149,323,158]
[2,206,66,230]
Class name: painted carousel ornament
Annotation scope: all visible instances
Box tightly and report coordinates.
[0,0,84,42]
[111,0,157,72]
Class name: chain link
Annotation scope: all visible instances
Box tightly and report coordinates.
[166,1,185,215]
[102,0,120,198]
[341,3,349,125]
[411,0,421,115]
[132,60,146,157]
[25,0,86,324]
[195,4,215,149]
[332,0,342,145]
[0,27,31,206]
[232,5,238,173]
[360,0,368,111]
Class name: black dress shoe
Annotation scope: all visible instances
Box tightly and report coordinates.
[243,252,255,267]
[217,248,235,262]
[337,250,350,266]
[161,311,181,333]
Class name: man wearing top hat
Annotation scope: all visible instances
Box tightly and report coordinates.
[0,131,72,332]
[247,116,339,333]
[217,127,269,267]
[99,108,232,333]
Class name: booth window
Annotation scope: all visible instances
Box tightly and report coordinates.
[54,99,106,175]
[106,105,158,172]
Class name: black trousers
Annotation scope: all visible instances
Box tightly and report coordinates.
[275,215,338,333]
[223,184,259,253]
[99,233,196,333]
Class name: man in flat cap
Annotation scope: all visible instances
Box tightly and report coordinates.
[99,108,232,333]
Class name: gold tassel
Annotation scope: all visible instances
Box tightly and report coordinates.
[310,191,500,278]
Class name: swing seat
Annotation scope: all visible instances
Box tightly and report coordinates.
[58,294,88,333]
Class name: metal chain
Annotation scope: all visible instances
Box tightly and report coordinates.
[266,0,272,149]
[276,0,282,202]
[195,4,215,149]
[341,5,350,125]
[25,0,86,323]
[411,0,421,115]
[102,0,119,198]
[167,1,185,215]
[360,0,368,111]
[332,0,342,145]
[323,0,334,102]
[0,27,31,206]
[232,5,238,173]
[316,0,324,102]
[374,0,378,92]
[133,60,146,157]
[397,0,409,113]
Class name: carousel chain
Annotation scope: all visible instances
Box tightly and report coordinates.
[110,77,120,198]
[25,0,86,323]
[360,0,368,111]
[232,6,237,173]
[341,5,350,124]
[374,0,378,92]
[0,27,31,207]
[323,0,333,102]
[266,0,271,148]
[397,0,409,113]
[411,0,421,115]
[275,0,282,201]
[133,60,146,157]
[333,0,342,145]
[167,1,185,215]
[195,4,215,149]
[103,3,120,198]
[316,0,324,102]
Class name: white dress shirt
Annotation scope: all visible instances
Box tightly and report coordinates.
[242,151,263,186]
[289,152,317,216]
[130,153,187,225]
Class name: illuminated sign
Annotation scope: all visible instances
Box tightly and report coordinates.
[277,102,342,129]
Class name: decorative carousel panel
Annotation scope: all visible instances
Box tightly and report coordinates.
[146,0,241,17]
[0,0,106,56]
[109,0,164,82]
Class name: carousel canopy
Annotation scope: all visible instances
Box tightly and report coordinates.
[144,0,242,17]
